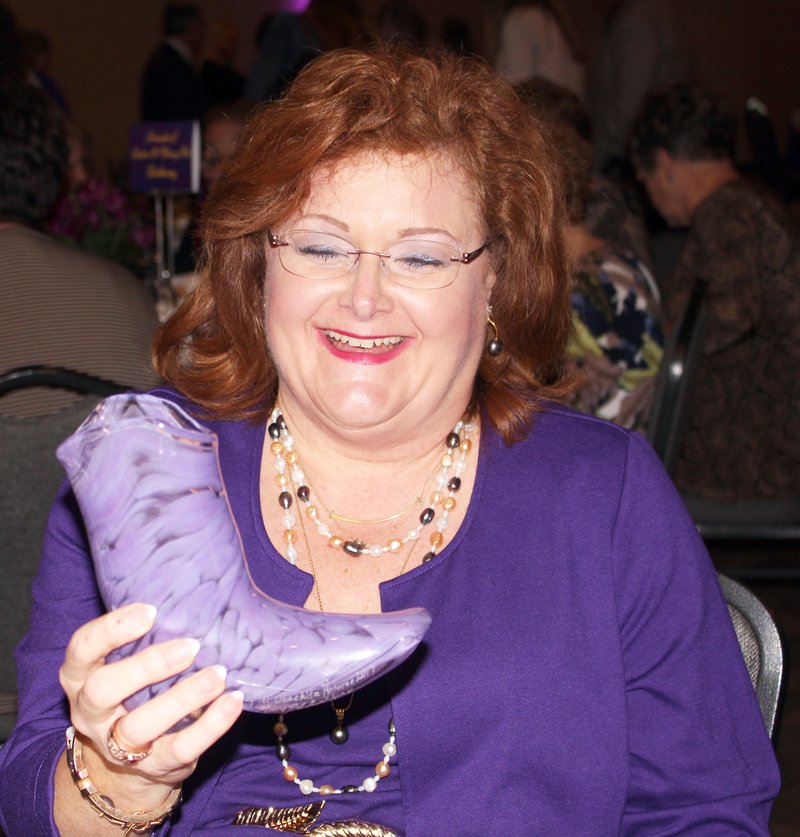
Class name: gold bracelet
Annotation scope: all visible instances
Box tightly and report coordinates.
[65,726,182,834]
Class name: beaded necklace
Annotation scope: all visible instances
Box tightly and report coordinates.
[274,715,398,797]
[267,408,474,564]
[266,407,475,799]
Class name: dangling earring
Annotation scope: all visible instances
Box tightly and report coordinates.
[486,315,504,356]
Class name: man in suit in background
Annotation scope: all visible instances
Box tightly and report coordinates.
[141,3,206,122]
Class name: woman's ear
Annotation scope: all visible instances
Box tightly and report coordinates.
[483,267,497,298]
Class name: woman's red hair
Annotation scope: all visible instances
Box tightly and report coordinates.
[154,45,573,444]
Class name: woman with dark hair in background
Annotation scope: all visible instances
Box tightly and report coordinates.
[515,77,661,428]
[515,74,653,272]
[556,124,662,429]
[0,49,777,835]
[632,83,800,501]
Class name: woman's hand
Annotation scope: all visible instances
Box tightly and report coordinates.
[58,602,243,809]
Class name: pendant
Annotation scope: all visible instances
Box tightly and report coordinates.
[330,706,349,745]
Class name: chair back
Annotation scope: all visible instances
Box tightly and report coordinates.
[0,364,128,398]
[744,97,786,198]
[0,367,126,740]
[646,280,708,476]
[717,573,784,740]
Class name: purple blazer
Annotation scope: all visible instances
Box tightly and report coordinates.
[0,395,779,835]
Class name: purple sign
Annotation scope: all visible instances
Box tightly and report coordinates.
[129,121,200,194]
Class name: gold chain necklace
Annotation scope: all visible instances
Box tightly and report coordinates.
[321,456,440,525]
[327,496,423,526]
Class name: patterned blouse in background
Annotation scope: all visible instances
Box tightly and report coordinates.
[662,180,800,501]
[568,244,663,430]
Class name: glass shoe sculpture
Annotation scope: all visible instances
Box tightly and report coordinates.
[56,394,432,715]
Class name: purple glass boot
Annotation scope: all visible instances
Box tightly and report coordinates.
[56,394,431,715]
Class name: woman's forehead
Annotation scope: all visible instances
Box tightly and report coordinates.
[296,151,482,231]
[318,149,469,185]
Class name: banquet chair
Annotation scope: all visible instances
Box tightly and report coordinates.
[646,286,800,578]
[0,365,128,397]
[0,366,128,742]
[646,279,708,478]
[717,573,785,741]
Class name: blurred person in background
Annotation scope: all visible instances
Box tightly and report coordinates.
[174,98,255,276]
[201,19,244,109]
[631,84,800,500]
[556,123,662,429]
[515,75,652,271]
[515,76,660,428]
[376,0,427,46]
[440,17,474,55]
[141,3,206,122]
[587,0,689,177]
[20,28,70,114]
[245,11,322,101]
[247,0,369,102]
[0,85,159,417]
[0,1,24,88]
[62,119,89,190]
[495,0,585,99]
[200,100,253,195]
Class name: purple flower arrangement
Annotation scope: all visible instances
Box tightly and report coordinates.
[48,178,155,275]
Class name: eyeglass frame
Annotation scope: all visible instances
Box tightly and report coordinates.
[266,229,492,289]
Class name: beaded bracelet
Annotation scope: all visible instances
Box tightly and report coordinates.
[65,726,182,834]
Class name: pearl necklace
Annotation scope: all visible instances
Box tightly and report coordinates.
[268,408,473,564]
[274,715,397,797]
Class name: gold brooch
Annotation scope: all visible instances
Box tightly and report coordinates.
[232,801,399,836]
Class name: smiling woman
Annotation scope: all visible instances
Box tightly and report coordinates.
[0,46,779,837]
[261,153,492,442]
[155,45,572,442]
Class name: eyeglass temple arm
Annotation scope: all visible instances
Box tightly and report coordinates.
[454,241,491,265]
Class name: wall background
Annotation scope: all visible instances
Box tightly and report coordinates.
[6,0,798,173]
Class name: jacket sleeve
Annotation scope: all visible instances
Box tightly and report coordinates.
[613,432,780,834]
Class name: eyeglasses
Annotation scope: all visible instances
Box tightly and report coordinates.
[267,229,490,290]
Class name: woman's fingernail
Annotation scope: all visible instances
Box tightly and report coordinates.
[125,603,157,627]
[200,664,227,691]
[221,690,244,717]
[167,638,200,664]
